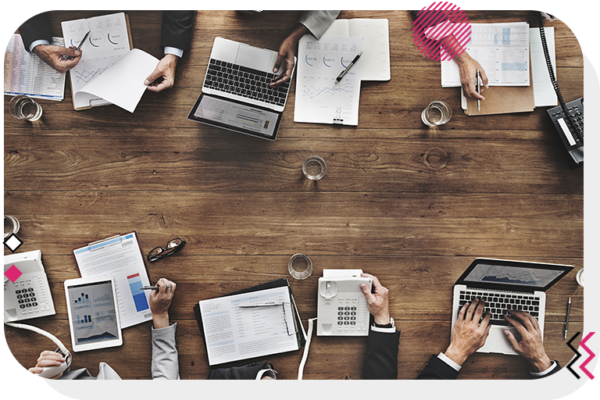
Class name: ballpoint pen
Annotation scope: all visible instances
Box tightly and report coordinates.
[238,302,283,308]
[476,69,481,112]
[335,51,363,84]
[140,285,172,291]
[62,30,90,61]
[563,297,571,339]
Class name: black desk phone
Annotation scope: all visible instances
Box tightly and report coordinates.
[539,13,584,168]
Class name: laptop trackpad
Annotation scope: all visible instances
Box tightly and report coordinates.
[236,44,273,72]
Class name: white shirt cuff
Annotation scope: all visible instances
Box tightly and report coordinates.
[29,39,50,52]
[437,352,462,371]
[371,324,397,334]
[255,368,277,380]
[530,361,558,377]
[164,46,184,58]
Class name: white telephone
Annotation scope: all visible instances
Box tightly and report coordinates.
[316,269,372,336]
[4,251,71,378]
[4,250,56,322]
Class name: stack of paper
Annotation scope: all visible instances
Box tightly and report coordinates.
[4,34,66,101]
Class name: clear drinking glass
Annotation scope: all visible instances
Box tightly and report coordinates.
[288,253,313,280]
[422,100,452,127]
[302,155,327,180]
[9,95,43,121]
[4,216,21,239]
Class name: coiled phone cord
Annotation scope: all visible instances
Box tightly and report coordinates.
[538,12,583,144]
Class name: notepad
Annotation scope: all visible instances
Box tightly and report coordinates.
[322,19,391,81]
[194,280,305,366]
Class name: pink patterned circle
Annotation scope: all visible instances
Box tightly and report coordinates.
[412,2,472,61]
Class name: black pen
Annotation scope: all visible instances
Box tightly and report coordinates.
[62,30,90,61]
[140,286,172,291]
[476,69,481,112]
[335,51,363,84]
[563,297,571,339]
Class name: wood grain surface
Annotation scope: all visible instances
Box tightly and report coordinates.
[4,10,583,380]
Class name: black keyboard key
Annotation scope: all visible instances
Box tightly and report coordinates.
[489,319,510,326]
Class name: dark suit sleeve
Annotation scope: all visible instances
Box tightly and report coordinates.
[416,354,460,379]
[532,361,561,379]
[18,12,52,52]
[160,11,195,52]
[362,329,401,379]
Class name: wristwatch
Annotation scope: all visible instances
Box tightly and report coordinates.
[374,317,395,329]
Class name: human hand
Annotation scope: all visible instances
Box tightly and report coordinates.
[144,54,179,92]
[33,45,82,74]
[454,52,489,100]
[359,273,390,325]
[504,311,552,372]
[149,277,177,329]
[270,23,309,86]
[28,350,66,379]
[444,299,491,365]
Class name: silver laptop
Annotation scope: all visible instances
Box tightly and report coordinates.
[451,258,573,355]
[188,37,295,141]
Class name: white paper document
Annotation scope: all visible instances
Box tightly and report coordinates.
[61,12,158,112]
[529,27,557,107]
[442,22,530,87]
[4,35,66,101]
[73,232,152,329]
[199,286,298,366]
[76,49,159,113]
[322,19,391,81]
[295,35,363,126]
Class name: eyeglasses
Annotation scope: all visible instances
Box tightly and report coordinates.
[147,238,186,262]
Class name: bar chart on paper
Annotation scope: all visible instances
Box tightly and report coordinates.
[127,273,149,312]
[295,35,363,126]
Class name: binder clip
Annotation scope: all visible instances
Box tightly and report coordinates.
[333,108,343,125]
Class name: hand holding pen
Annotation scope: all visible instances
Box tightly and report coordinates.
[147,278,177,329]
[61,31,90,61]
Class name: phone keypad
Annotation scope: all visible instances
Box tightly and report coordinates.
[337,306,358,325]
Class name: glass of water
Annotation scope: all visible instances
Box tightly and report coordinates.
[422,100,452,127]
[302,155,327,180]
[9,95,43,121]
[4,216,21,239]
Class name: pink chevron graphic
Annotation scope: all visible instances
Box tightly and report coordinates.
[579,332,596,380]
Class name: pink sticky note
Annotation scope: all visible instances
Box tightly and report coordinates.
[4,265,22,283]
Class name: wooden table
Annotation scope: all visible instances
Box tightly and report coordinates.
[4,10,583,380]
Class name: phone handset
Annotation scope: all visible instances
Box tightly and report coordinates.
[5,322,72,378]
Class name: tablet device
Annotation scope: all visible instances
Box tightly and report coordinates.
[64,274,123,352]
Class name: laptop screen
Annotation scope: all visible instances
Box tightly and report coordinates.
[457,259,573,291]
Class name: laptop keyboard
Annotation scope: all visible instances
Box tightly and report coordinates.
[459,290,541,326]
[204,59,291,107]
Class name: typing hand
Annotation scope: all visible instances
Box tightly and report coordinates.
[444,299,491,365]
[145,54,179,93]
[359,273,390,325]
[270,23,309,87]
[33,45,81,74]
[504,310,552,372]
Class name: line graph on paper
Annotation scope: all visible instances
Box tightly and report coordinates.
[73,66,111,84]
[301,82,355,99]
[70,56,121,90]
